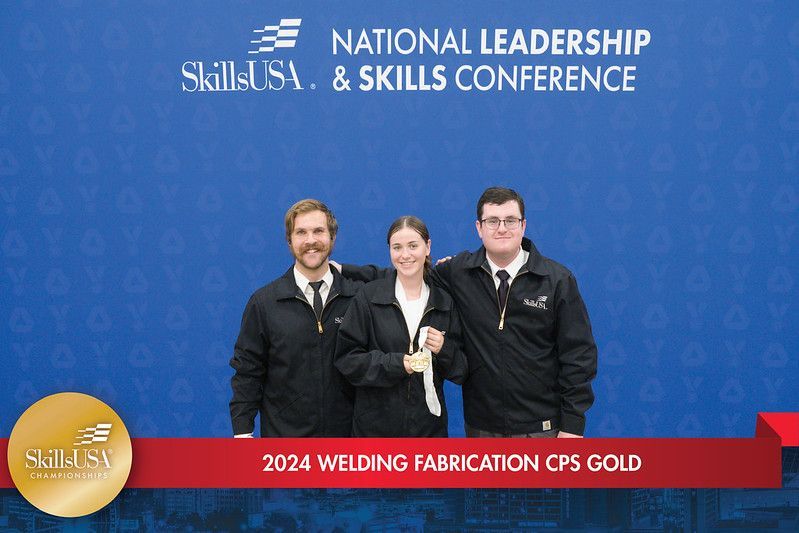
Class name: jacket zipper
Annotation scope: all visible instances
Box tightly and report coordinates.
[482,265,528,331]
[391,302,435,349]
[392,302,434,401]
[296,293,340,334]
[294,291,340,434]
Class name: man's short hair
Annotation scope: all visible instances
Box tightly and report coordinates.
[476,187,526,220]
[284,199,338,242]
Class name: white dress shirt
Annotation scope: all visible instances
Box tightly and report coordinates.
[395,278,430,341]
[486,247,529,289]
[293,266,333,307]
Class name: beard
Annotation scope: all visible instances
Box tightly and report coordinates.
[292,241,332,271]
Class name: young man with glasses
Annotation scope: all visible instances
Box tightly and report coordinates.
[342,186,597,438]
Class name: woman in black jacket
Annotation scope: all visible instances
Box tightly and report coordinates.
[335,216,468,437]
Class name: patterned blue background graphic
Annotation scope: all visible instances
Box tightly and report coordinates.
[1,0,798,527]
[2,0,796,438]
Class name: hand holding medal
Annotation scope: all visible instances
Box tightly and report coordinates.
[409,326,445,372]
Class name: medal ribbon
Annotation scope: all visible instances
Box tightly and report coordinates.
[417,326,441,417]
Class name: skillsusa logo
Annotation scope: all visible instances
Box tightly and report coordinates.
[8,393,132,518]
[523,295,549,310]
[249,19,302,54]
[75,423,113,445]
[26,422,113,477]
[182,18,304,92]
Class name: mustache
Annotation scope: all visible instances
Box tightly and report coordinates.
[301,243,329,253]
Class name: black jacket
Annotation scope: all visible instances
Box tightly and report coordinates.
[344,238,597,435]
[334,274,468,437]
[229,267,362,437]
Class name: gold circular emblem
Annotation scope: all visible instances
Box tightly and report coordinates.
[408,350,431,372]
[7,392,132,517]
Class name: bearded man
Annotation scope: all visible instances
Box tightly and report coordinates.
[229,199,362,437]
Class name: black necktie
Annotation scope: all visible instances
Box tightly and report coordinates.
[309,280,324,320]
[496,270,510,311]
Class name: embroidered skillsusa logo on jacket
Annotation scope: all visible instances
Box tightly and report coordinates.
[523,295,548,310]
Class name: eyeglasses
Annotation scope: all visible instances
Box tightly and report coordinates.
[480,217,522,230]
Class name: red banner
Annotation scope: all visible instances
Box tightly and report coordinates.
[1,412,795,489]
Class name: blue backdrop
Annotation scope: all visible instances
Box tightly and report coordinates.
[2,0,797,442]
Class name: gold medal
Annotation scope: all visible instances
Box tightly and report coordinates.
[408,350,431,372]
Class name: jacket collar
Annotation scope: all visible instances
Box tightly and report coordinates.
[369,270,451,312]
[275,265,359,300]
[464,237,548,276]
